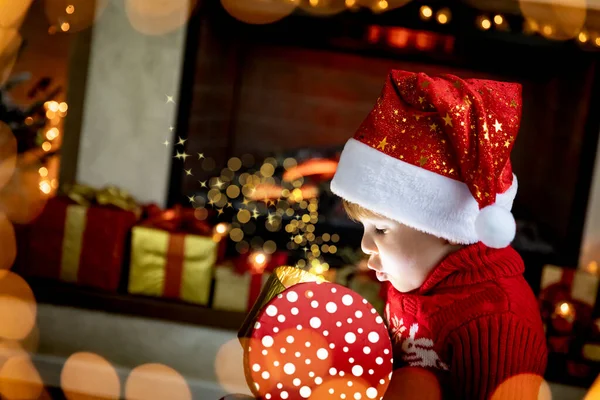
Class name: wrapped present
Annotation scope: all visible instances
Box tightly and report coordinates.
[539,264,599,328]
[20,185,139,291]
[128,207,224,305]
[213,251,288,313]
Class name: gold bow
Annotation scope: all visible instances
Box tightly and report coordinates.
[63,183,141,217]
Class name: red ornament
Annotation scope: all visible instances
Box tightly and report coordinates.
[244,282,392,400]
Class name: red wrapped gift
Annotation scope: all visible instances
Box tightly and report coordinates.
[212,251,288,312]
[21,187,139,291]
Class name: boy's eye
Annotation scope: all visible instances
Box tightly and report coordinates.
[375,228,387,235]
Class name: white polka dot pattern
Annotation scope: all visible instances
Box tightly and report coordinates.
[246,282,392,399]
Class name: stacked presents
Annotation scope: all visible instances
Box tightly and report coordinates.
[13,184,281,312]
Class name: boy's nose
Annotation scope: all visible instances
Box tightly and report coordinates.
[361,234,377,255]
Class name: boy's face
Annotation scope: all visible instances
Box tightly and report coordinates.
[359,215,454,293]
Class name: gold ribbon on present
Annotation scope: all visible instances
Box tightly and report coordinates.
[238,266,326,342]
[63,183,142,218]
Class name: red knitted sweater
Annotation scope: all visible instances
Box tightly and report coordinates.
[385,242,548,399]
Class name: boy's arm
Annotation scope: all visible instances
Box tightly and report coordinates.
[446,313,548,400]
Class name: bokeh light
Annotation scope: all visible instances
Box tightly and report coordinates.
[0,271,36,341]
[490,373,551,400]
[215,339,254,395]
[61,352,120,400]
[0,354,43,400]
[0,122,17,192]
[125,363,191,400]
[0,212,16,270]
[126,0,197,35]
[299,0,347,16]
[0,157,48,224]
[221,0,297,24]
[44,0,108,33]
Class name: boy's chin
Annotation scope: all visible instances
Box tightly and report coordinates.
[388,277,419,293]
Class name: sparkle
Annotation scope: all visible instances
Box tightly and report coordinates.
[217,208,224,216]
[163,140,170,147]
[169,126,174,132]
[504,140,511,148]
[214,178,225,189]
[198,153,205,160]
[174,151,183,160]
[510,99,518,107]
[442,113,452,127]
[166,95,175,104]
[176,137,187,146]
[227,202,233,208]
[494,119,503,132]
[484,132,490,140]
[393,109,399,115]
[252,208,260,219]
[415,115,421,121]
[429,123,438,131]
[181,152,190,161]
[185,168,193,176]
[482,122,488,132]
[377,137,388,151]
[418,96,425,104]
[187,195,195,203]
[242,198,250,206]
[199,180,207,188]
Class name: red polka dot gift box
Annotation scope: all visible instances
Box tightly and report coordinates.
[238,266,393,400]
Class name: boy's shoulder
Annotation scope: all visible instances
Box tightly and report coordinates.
[424,274,540,338]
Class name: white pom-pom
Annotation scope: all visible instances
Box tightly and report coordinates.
[475,205,516,248]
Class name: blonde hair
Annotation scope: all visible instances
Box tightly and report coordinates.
[342,199,381,222]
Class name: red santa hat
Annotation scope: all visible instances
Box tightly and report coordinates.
[331,70,521,248]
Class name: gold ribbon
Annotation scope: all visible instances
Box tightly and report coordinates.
[237,266,325,341]
[63,183,141,218]
[60,205,87,282]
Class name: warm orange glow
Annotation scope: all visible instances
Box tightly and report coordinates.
[0,122,17,192]
[595,37,600,46]
[250,251,269,272]
[586,261,598,274]
[47,102,59,112]
[491,374,550,400]
[378,0,388,10]
[0,0,34,30]
[38,167,48,177]
[51,179,58,189]
[584,374,600,399]
[45,128,59,140]
[367,25,383,43]
[436,8,450,24]
[66,5,75,14]
[60,22,70,31]
[219,0,294,25]
[542,25,553,36]
[125,364,191,400]
[345,0,355,7]
[415,31,435,50]
[479,16,491,30]
[61,352,120,400]
[558,302,571,316]
[39,181,51,195]
[214,222,229,235]
[0,213,16,270]
[59,102,68,112]
[494,14,503,25]
[420,5,432,19]
[0,271,37,340]
[283,158,338,182]
[24,117,33,126]
[0,354,43,400]
[41,142,51,152]
[387,27,410,48]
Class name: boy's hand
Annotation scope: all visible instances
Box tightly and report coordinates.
[383,367,442,400]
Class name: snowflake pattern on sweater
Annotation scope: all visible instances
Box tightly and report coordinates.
[385,303,449,371]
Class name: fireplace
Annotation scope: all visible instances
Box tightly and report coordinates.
[168,1,600,291]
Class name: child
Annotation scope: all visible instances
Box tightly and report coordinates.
[330,70,548,399]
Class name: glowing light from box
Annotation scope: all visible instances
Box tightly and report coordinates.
[250,251,269,272]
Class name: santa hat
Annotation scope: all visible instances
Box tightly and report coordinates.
[330,70,521,249]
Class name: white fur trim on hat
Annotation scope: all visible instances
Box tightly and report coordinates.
[330,138,518,245]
